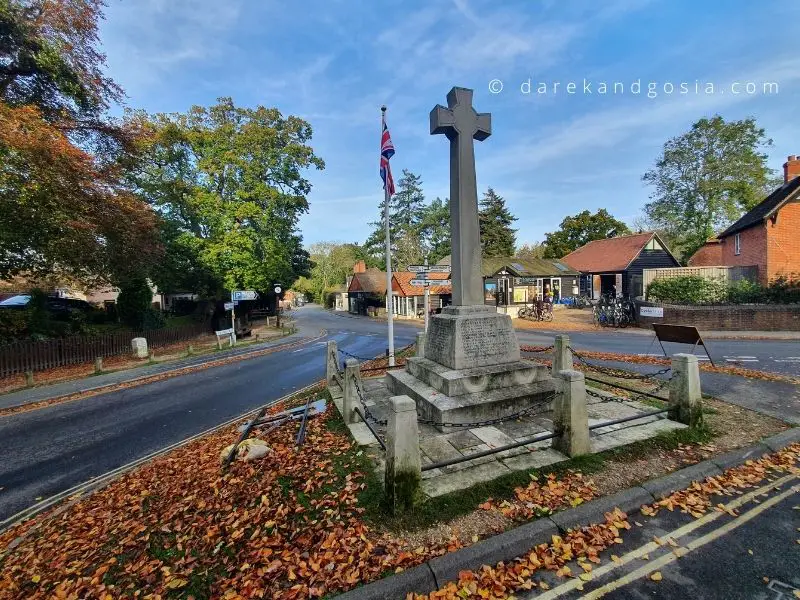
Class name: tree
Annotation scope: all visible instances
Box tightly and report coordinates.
[0,0,159,282]
[419,197,451,263]
[479,188,517,257]
[543,209,630,258]
[393,230,424,271]
[516,242,546,260]
[128,98,324,295]
[364,169,426,262]
[305,242,362,300]
[117,277,163,329]
[642,115,775,259]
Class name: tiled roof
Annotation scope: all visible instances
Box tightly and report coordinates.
[719,176,800,238]
[435,255,579,277]
[392,271,452,296]
[561,232,656,272]
[347,268,386,294]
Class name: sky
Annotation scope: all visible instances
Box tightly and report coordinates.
[99,0,800,249]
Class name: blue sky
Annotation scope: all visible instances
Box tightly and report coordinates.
[99,0,799,249]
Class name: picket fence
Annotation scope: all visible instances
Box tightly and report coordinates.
[0,322,211,378]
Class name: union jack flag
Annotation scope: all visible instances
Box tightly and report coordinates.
[380,113,395,197]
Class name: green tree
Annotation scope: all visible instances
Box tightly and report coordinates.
[479,188,517,257]
[364,169,426,262]
[127,98,323,295]
[543,209,630,258]
[117,277,156,328]
[642,115,775,259]
[304,242,363,300]
[516,242,545,260]
[419,196,451,263]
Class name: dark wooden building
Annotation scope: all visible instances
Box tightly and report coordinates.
[561,232,680,299]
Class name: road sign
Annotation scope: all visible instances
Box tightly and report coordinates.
[411,279,451,287]
[274,285,282,294]
[408,264,451,273]
[231,290,259,301]
[223,302,234,311]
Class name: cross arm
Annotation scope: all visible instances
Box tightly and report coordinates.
[474,112,491,141]
[430,104,455,136]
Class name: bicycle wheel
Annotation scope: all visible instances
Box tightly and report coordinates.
[543,310,553,322]
[517,307,528,318]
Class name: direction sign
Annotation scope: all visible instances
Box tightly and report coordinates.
[411,279,451,287]
[408,264,451,273]
[223,302,234,311]
[231,290,259,301]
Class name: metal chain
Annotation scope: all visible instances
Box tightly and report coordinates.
[520,345,554,354]
[570,347,672,380]
[363,404,388,427]
[587,379,671,407]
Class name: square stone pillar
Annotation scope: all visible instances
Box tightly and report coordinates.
[669,353,703,427]
[553,334,572,373]
[552,370,590,457]
[131,337,148,359]
[342,358,363,425]
[385,395,421,513]
[415,332,426,358]
[326,340,339,386]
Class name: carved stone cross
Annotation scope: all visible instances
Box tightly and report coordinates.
[430,86,491,306]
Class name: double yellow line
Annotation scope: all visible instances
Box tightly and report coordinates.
[536,473,799,599]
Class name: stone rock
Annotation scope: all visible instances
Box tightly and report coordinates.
[131,337,148,359]
[220,438,271,463]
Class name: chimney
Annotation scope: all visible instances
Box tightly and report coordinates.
[353,260,366,273]
[784,155,800,183]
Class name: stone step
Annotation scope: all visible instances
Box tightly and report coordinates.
[387,369,556,432]
[405,356,549,397]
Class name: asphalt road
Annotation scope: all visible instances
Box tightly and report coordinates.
[521,474,800,599]
[0,306,418,522]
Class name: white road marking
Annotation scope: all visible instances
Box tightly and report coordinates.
[725,358,759,363]
[724,355,757,359]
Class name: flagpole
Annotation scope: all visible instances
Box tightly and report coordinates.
[382,105,395,367]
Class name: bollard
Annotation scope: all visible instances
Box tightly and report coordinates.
[416,332,426,358]
[187,344,194,356]
[24,370,34,388]
[385,395,421,513]
[216,338,222,351]
[326,340,339,386]
[552,369,590,457]
[342,358,363,424]
[669,354,703,427]
[255,333,259,342]
[553,334,572,373]
[148,350,155,364]
[94,356,103,374]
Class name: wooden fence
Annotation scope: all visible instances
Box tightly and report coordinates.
[0,322,211,378]
[643,265,758,292]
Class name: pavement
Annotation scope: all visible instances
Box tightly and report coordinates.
[334,429,800,599]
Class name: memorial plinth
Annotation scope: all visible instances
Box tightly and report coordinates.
[386,305,554,431]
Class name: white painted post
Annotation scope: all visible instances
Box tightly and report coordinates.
[131,337,148,358]
[94,356,103,374]
[553,334,572,373]
[669,353,703,427]
[416,332,426,358]
[552,370,590,457]
[326,340,339,386]
[342,358,363,424]
[385,395,421,513]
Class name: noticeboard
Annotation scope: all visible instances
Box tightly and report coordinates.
[651,323,714,366]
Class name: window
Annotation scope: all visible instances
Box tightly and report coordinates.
[734,233,741,255]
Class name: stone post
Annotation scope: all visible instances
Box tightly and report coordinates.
[385,395,421,513]
[416,332,426,358]
[553,334,572,373]
[552,370,590,457]
[326,340,339,386]
[342,358,363,424]
[94,356,103,374]
[669,353,703,427]
[131,337,148,359]
[24,370,34,388]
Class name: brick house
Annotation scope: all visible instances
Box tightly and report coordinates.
[389,271,452,319]
[347,267,386,315]
[689,155,800,283]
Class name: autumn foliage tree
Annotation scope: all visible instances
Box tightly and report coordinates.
[0,0,159,283]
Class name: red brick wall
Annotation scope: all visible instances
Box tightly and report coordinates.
[719,225,766,282]
[636,301,800,331]
[766,201,800,281]
[687,242,723,266]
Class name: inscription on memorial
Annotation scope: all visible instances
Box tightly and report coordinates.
[460,317,512,358]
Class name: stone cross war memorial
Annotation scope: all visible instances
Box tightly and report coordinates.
[387,87,555,428]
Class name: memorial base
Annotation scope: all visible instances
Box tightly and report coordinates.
[385,305,555,430]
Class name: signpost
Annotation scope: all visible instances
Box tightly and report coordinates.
[407,262,451,331]
[274,285,282,328]
[230,290,259,344]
